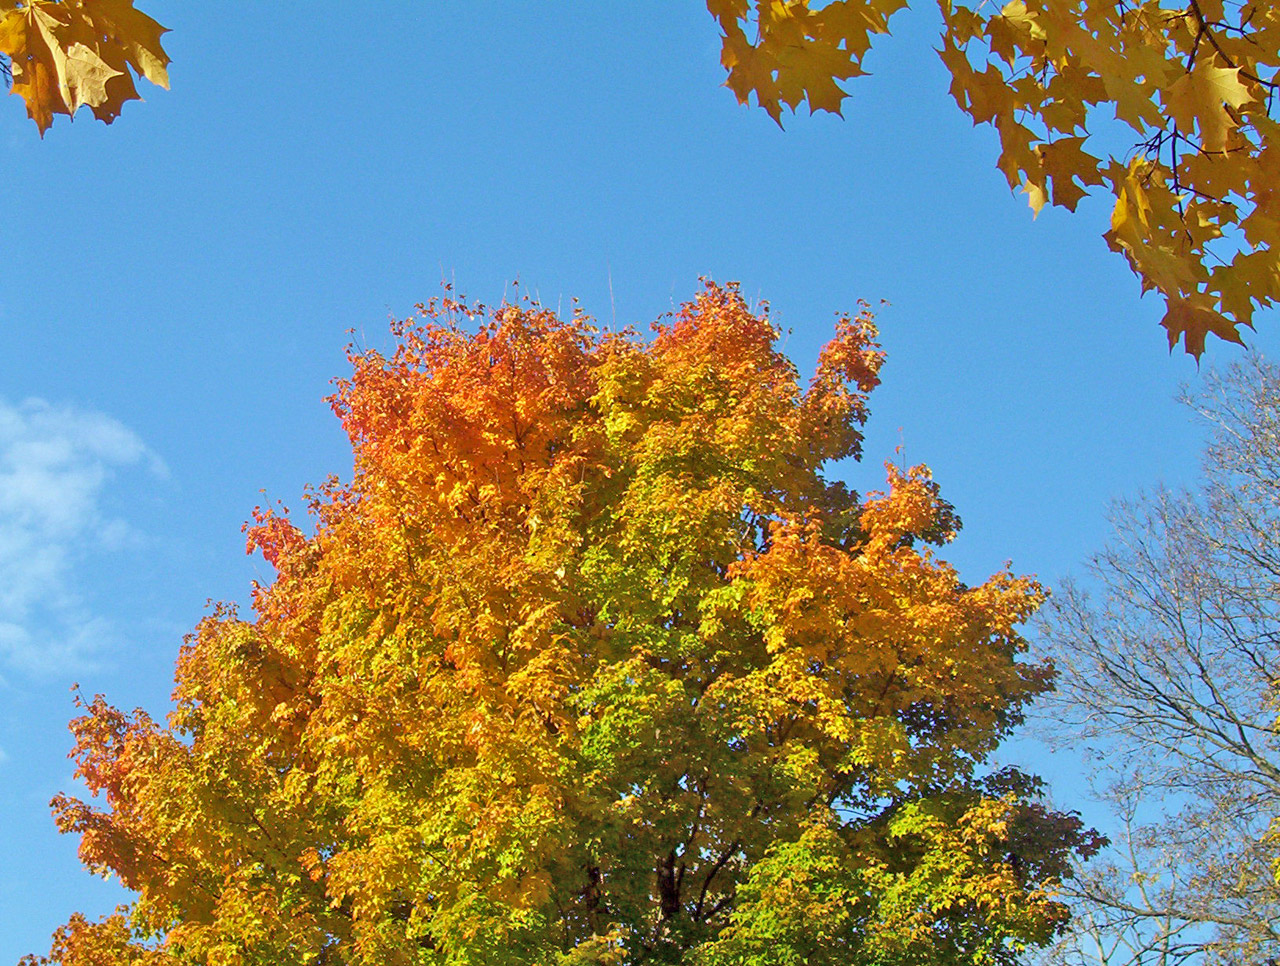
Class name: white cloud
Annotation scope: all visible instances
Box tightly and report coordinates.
[0,399,162,675]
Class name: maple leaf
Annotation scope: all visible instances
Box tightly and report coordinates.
[0,0,169,134]
[774,39,863,116]
[817,0,905,61]
[1037,137,1103,212]
[714,0,902,124]
[1164,58,1253,153]
[1022,177,1049,216]
[0,6,66,133]
[1162,295,1247,357]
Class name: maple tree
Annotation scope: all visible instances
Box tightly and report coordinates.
[0,0,169,134]
[30,283,1098,965]
[706,0,1280,357]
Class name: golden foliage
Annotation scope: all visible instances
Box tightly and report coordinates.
[707,0,1280,357]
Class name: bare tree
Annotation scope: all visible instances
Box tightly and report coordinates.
[1038,354,1280,966]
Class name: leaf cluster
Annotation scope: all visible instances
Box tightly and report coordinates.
[708,0,1280,356]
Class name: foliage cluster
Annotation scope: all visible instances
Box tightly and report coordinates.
[707,0,1280,356]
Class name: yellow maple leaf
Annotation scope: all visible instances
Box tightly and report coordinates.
[0,6,64,132]
[0,0,169,134]
[1165,59,1253,153]
[817,0,906,61]
[1162,295,1246,357]
[1037,137,1103,212]
[713,0,900,123]
[85,0,170,84]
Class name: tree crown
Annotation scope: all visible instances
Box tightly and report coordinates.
[33,283,1098,966]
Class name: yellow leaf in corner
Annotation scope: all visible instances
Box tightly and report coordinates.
[0,0,169,134]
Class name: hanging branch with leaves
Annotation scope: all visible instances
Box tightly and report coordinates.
[708,0,1280,357]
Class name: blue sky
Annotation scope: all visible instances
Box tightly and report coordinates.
[0,2,1264,960]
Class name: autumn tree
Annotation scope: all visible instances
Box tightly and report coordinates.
[1037,354,1280,965]
[706,0,1280,357]
[0,0,169,134]
[31,282,1098,966]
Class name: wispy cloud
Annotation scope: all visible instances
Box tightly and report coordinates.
[0,399,163,675]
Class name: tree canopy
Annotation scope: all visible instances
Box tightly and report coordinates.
[707,0,1280,358]
[29,283,1097,965]
[0,0,168,134]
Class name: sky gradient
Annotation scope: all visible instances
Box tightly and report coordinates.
[0,3,1265,960]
